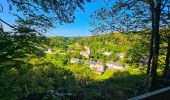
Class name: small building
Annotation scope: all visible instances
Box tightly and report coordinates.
[89,61,105,74]
[80,47,91,59]
[45,48,55,54]
[106,62,124,70]
[84,61,95,66]
[70,58,81,64]
[119,53,125,60]
[103,51,112,56]
[80,51,90,58]
[95,63,105,75]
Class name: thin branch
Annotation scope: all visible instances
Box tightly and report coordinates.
[10,0,41,12]
[0,3,3,12]
[0,18,15,28]
[161,0,168,11]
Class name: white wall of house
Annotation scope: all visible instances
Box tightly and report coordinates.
[119,53,124,60]
[70,58,80,63]
[106,63,124,70]
[45,49,55,54]
[103,51,112,56]
[89,64,105,74]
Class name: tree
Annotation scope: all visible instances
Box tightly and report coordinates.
[0,0,90,30]
[90,0,170,90]
[0,1,90,99]
[0,0,91,67]
[162,29,170,76]
[161,5,170,76]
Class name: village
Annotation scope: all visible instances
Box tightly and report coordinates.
[46,46,125,75]
[70,46,125,75]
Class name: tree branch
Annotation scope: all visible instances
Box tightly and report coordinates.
[0,18,15,28]
[161,0,168,11]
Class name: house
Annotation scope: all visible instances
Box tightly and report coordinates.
[119,53,124,60]
[80,47,91,58]
[70,58,81,63]
[89,61,105,74]
[84,61,95,66]
[95,62,105,75]
[106,62,124,70]
[80,51,90,58]
[103,51,112,56]
[45,48,55,54]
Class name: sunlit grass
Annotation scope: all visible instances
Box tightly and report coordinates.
[68,64,144,81]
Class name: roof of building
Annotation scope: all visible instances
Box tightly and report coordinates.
[88,61,97,65]
[89,61,105,74]
[71,58,80,62]
[104,51,111,53]
[106,62,124,67]
[103,51,112,55]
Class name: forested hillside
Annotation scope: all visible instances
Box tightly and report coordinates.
[0,32,147,99]
[48,32,151,67]
[1,29,170,99]
[1,0,170,99]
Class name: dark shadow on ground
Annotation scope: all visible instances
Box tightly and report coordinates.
[15,71,146,100]
[74,71,146,100]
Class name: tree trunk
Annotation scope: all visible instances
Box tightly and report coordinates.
[163,37,170,76]
[147,35,154,75]
[148,4,161,91]
[146,6,155,87]
[147,8,155,76]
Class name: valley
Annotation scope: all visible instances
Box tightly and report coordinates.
[1,0,170,99]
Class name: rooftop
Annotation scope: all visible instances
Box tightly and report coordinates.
[107,62,124,67]
[71,58,80,62]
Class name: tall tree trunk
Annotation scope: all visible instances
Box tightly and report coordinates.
[147,35,154,76]
[146,6,155,87]
[163,37,170,76]
[147,8,155,76]
[149,4,161,91]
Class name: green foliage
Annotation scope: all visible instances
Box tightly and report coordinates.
[8,0,91,29]
[48,36,82,50]
[68,65,94,85]
[0,60,77,100]
[1,30,168,99]
[0,26,47,68]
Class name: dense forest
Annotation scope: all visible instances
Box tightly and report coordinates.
[1,0,170,100]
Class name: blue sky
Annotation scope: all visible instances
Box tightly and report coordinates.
[0,0,108,37]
